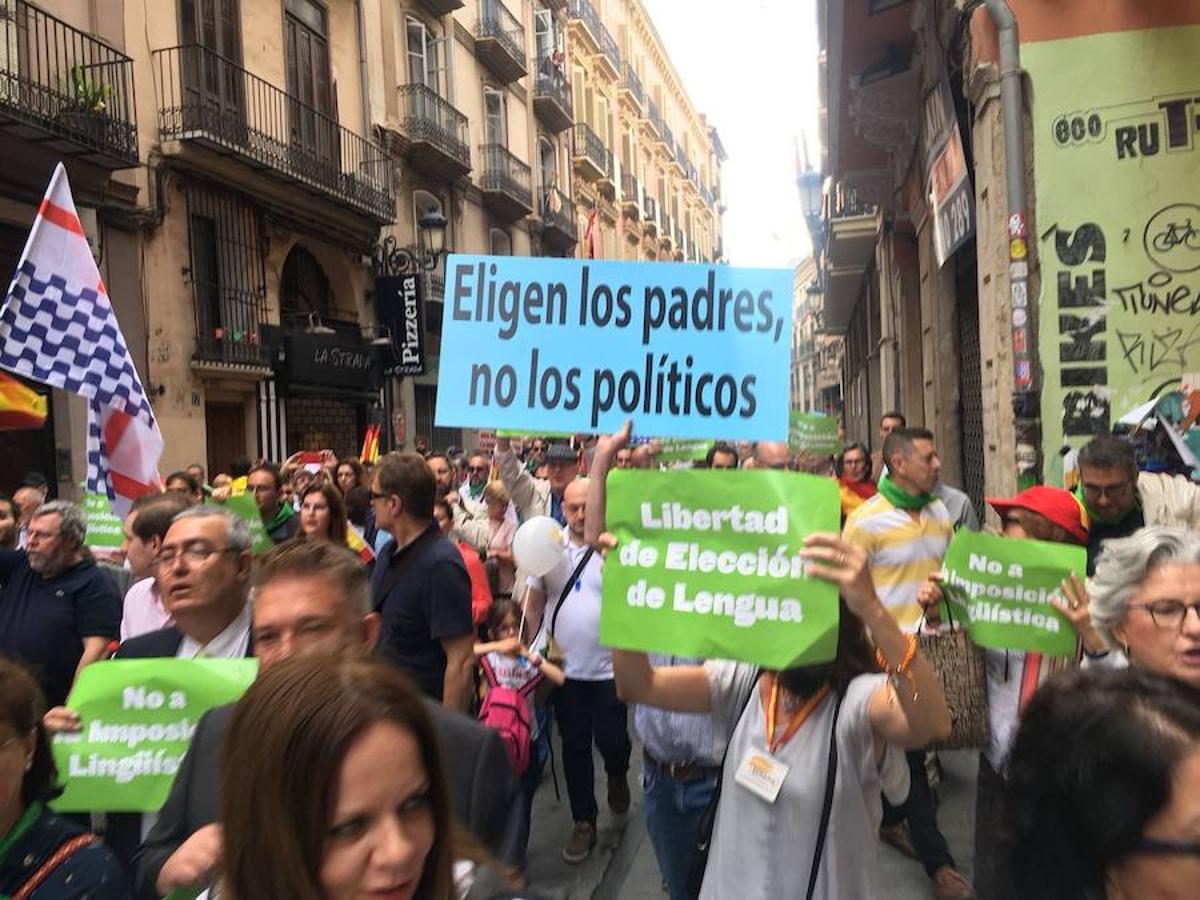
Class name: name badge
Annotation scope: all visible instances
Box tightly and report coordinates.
[734,748,789,803]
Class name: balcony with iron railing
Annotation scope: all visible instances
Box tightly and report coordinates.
[193,288,271,369]
[394,83,471,179]
[153,45,393,221]
[475,0,526,84]
[479,143,532,219]
[618,61,643,111]
[566,0,601,54]
[642,193,658,236]
[594,21,620,80]
[660,122,676,161]
[660,212,674,251]
[0,0,137,167]
[539,186,577,250]
[571,122,609,182]
[620,171,640,220]
[644,98,662,138]
[533,52,572,132]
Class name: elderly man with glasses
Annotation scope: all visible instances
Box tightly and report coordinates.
[0,500,121,709]
[43,504,256,876]
[1076,433,1200,574]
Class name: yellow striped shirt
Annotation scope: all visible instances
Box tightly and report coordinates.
[843,493,953,632]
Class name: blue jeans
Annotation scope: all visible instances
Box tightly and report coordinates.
[641,760,719,900]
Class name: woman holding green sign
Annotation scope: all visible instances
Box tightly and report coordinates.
[594,422,952,899]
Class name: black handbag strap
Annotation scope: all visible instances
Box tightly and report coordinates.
[549,545,595,639]
[695,669,760,852]
[805,689,845,900]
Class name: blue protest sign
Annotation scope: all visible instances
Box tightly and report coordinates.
[434,255,791,440]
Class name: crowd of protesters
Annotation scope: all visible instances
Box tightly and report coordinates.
[0,414,1197,899]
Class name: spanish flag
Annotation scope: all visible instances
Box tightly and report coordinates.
[0,372,47,430]
[347,524,375,564]
[360,423,380,464]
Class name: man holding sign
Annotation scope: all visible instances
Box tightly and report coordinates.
[842,428,971,900]
[45,505,255,875]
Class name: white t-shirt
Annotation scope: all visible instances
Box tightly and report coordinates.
[699,664,909,900]
[527,536,608,681]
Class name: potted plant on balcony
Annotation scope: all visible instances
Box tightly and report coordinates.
[57,65,112,145]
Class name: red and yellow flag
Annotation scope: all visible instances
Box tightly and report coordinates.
[0,371,47,430]
[360,423,380,464]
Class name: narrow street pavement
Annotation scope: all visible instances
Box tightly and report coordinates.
[522,732,979,899]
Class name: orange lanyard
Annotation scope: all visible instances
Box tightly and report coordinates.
[764,678,830,755]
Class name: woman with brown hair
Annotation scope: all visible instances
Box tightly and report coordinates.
[0,658,127,898]
[220,654,456,899]
[298,481,349,547]
[336,458,368,497]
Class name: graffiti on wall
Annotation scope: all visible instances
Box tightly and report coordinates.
[1027,25,1200,467]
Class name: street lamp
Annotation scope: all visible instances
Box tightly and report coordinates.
[372,206,450,276]
[417,208,448,261]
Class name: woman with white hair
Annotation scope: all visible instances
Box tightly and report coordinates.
[1067,525,1200,689]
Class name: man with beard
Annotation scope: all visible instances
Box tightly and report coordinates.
[0,500,121,706]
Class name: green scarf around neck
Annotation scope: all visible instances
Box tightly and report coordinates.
[1073,482,1139,527]
[877,473,936,510]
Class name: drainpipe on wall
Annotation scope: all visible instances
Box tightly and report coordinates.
[983,0,1038,489]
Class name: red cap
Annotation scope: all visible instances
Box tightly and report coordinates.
[985,486,1089,544]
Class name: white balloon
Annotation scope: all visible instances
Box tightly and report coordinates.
[512,515,566,577]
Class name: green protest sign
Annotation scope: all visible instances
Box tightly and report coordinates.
[600,470,841,669]
[51,659,257,812]
[83,492,124,549]
[939,530,1085,657]
[788,411,840,456]
[213,493,273,554]
[656,438,712,463]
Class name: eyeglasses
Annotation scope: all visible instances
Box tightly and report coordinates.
[25,528,59,543]
[156,545,239,569]
[369,490,391,501]
[468,466,489,474]
[1127,599,1200,630]
[530,444,546,452]
[1081,480,1132,502]
[843,457,867,467]
[1132,837,1200,857]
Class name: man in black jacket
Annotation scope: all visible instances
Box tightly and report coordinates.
[136,539,523,899]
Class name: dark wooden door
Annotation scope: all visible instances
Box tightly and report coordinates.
[285,0,338,182]
[205,403,246,477]
[179,0,244,139]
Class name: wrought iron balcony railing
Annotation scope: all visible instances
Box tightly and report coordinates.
[566,0,601,47]
[533,52,572,131]
[0,0,137,166]
[154,44,393,220]
[595,20,620,75]
[643,193,658,228]
[396,82,471,172]
[572,122,610,178]
[475,0,526,82]
[540,186,577,245]
[619,61,642,107]
[620,171,639,206]
[479,142,532,216]
[645,98,662,135]
[828,185,876,220]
